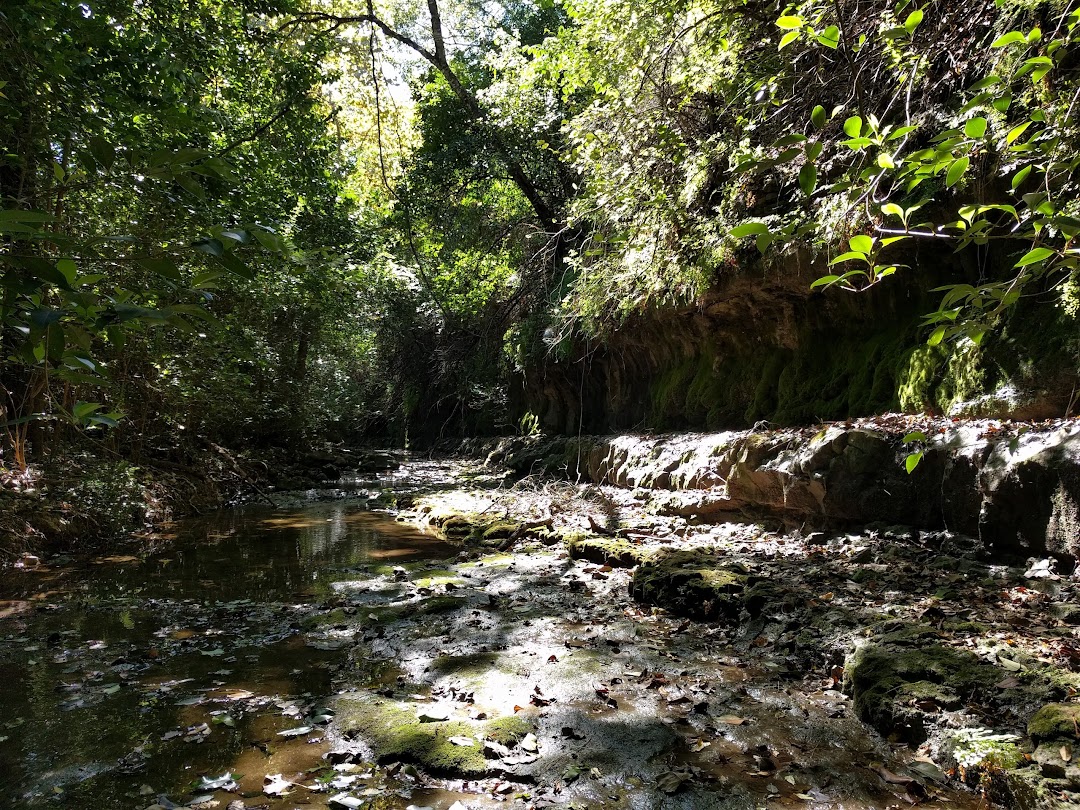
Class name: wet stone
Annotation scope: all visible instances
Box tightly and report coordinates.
[629,549,748,621]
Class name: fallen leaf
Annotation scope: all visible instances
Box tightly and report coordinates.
[263,774,293,797]
[277,725,313,737]
[200,772,238,791]
[656,770,689,794]
[329,794,364,809]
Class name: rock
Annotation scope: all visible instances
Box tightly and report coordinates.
[490,424,1080,563]
[630,549,747,620]
[845,634,1000,744]
[330,693,534,778]
[565,534,655,567]
[1028,704,1080,745]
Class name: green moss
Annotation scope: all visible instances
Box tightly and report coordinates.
[1027,703,1080,743]
[947,727,1026,772]
[630,549,746,620]
[331,694,488,775]
[484,715,533,746]
[460,552,514,569]
[845,639,999,744]
[412,569,461,588]
[897,345,946,412]
[565,535,655,567]
[439,514,477,538]
[481,522,521,542]
[415,595,468,616]
[302,607,349,629]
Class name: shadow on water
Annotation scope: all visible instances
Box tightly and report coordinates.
[0,502,457,809]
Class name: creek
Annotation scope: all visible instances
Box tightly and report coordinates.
[0,457,1003,809]
[0,501,456,809]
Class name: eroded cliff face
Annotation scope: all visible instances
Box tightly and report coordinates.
[480,418,1080,563]
[515,249,1079,435]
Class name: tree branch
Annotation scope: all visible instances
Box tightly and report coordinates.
[285,5,559,230]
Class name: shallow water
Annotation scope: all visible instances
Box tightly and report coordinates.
[0,502,456,809]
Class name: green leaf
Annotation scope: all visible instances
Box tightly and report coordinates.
[945,156,970,188]
[773,134,808,147]
[778,30,800,49]
[887,125,918,141]
[1014,247,1054,267]
[192,238,224,257]
[89,136,115,171]
[805,141,823,161]
[877,153,895,169]
[905,452,924,474]
[798,163,817,196]
[730,221,771,237]
[73,401,102,421]
[840,137,872,150]
[1006,121,1031,145]
[214,252,254,280]
[1010,165,1032,189]
[810,275,841,289]
[964,117,987,138]
[843,116,863,137]
[136,256,183,280]
[776,15,803,29]
[0,209,55,223]
[904,9,924,32]
[811,105,826,130]
[30,308,63,328]
[928,325,947,346]
[969,75,1000,91]
[991,30,1026,47]
[817,25,840,48]
[850,235,874,254]
[56,259,78,286]
[830,251,869,264]
[902,431,927,443]
[251,228,284,252]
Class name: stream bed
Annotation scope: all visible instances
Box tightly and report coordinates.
[0,462,992,809]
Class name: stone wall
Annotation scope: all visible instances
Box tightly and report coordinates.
[481,420,1080,563]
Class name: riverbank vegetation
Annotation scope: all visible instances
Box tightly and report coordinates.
[1,0,1079,552]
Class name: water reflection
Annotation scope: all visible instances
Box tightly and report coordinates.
[0,503,455,808]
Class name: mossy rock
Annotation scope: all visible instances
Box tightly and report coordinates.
[362,595,467,626]
[332,694,487,775]
[331,693,533,777]
[566,534,655,567]
[484,715,533,747]
[845,638,999,744]
[630,549,746,620]
[439,514,477,538]
[481,522,521,541]
[1028,704,1080,744]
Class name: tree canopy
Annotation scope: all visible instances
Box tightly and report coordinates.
[1,0,1078,460]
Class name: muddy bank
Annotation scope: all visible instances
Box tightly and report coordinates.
[468,415,1080,563]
